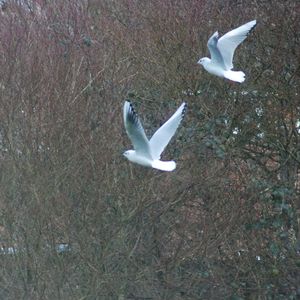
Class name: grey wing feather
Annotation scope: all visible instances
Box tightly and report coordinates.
[123,101,151,156]
[149,102,187,160]
[207,31,226,68]
[217,20,256,70]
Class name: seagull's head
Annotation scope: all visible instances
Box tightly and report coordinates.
[197,57,210,66]
[123,150,135,161]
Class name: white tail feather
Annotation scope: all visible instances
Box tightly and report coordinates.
[152,160,176,172]
[224,71,245,83]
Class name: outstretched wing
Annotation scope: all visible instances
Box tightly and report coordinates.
[149,102,187,160]
[207,31,226,68]
[217,20,256,70]
[123,101,151,157]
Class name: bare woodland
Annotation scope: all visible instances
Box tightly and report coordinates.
[0,0,299,299]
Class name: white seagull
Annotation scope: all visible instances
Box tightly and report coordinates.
[197,20,256,83]
[123,101,186,171]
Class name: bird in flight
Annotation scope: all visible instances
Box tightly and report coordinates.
[197,20,256,83]
[123,101,186,171]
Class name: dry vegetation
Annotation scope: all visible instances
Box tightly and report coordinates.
[0,0,299,299]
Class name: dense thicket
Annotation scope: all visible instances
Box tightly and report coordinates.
[0,0,299,299]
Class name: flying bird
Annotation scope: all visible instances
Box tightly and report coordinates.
[123,101,186,171]
[197,20,256,83]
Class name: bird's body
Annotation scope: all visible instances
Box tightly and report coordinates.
[200,58,226,77]
[123,101,186,171]
[197,20,256,83]
[124,151,176,171]
[124,150,152,167]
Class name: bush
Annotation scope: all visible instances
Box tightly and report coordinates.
[0,0,298,299]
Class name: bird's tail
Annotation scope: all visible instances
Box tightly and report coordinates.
[152,160,176,172]
[224,70,245,83]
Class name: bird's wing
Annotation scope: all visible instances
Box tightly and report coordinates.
[123,101,151,157]
[207,31,226,68]
[149,102,186,160]
[217,20,256,70]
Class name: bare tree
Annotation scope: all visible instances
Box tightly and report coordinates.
[0,0,298,299]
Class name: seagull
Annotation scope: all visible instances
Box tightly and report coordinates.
[123,101,186,171]
[197,20,256,83]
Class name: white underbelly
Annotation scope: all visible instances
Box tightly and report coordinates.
[205,64,225,77]
[129,154,153,168]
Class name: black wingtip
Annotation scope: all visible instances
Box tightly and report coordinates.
[124,99,132,106]
[183,102,187,115]
[129,102,136,115]
[251,22,257,31]
[125,100,140,126]
[181,102,187,121]
[124,99,136,113]
[248,20,257,36]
